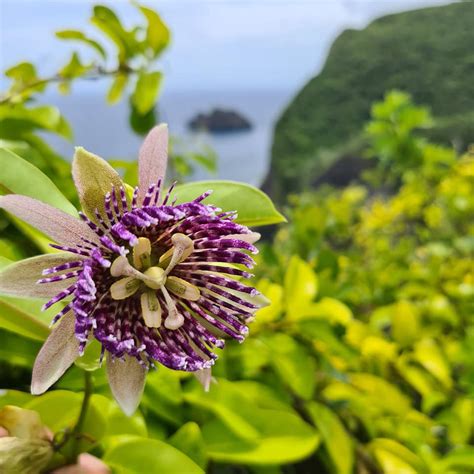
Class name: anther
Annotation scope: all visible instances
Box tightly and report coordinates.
[140,290,162,328]
[133,237,152,270]
[165,276,200,301]
[159,233,194,275]
[110,277,140,300]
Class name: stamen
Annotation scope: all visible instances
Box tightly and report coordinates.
[110,256,135,277]
[165,276,200,301]
[140,290,162,328]
[161,286,184,330]
[160,233,194,275]
[162,181,177,206]
[110,277,140,300]
[133,237,152,270]
[119,186,129,212]
[104,192,116,225]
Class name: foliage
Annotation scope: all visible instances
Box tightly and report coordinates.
[255,93,474,472]
[269,1,474,201]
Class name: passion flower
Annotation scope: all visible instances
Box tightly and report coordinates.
[0,124,267,414]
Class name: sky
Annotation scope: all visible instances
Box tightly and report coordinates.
[0,0,454,93]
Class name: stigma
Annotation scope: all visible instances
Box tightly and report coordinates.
[108,235,199,330]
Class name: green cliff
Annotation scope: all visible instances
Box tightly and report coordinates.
[268,1,474,201]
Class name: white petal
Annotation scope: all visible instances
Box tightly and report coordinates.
[0,194,100,247]
[225,232,261,244]
[138,123,168,205]
[0,253,84,298]
[193,368,214,392]
[106,354,147,416]
[31,311,79,395]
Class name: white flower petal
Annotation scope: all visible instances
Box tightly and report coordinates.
[31,311,79,395]
[0,253,84,298]
[0,194,100,247]
[106,354,147,416]
[138,123,168,205]
[193,367,214,392]
[225,232,261,244]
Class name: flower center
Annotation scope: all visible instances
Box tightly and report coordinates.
[109,234,200,330]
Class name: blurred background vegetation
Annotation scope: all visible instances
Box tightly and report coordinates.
[0,1,473,473]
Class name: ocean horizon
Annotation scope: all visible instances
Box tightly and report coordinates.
[42,87,294,187]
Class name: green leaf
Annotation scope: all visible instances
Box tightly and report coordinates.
[0,148,77,216]
[201,410,320,465]
[107,73,129,104]
[91,5,137,62]
[132,71,162,115]
[173,180,286,227]
[350,373,411,415]
[5,62,44,100]
[299,320,357,362]
[5,62,38,85]
[0,256,12,270]
[103,437,204,474]
[253,279,283,327]
[24,391,107,449]
[168,422,207,469]
[184,379,260,441]
[263,333,316,400]
[74,339,102,371]
[0,328,42,367]
[391,300,420,346]
[184,378,319,465]
[139,5,170,56]
[368,438,429,474]
[434,446,474,473]
[0,299,49,341]
[58,52,91,81]
[413,338,452,389]
[284,255,318,319]
[0,105,72,140]
[306,402,354,474]
[55,30,106,59]
[141,367,184,426]
[104,405,148,438]
[0,390,34,409]
[129,98,156,136]
[303,297,353,325]
[24,391,81,432]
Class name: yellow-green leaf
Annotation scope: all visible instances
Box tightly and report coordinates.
[132,71,162,115]
[306,402,354,474]
[173,180,286,227]
[284,255,318,320]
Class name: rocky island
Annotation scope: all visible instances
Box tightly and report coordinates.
[188,108,252,133]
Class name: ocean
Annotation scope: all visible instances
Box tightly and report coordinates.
[44,87,294,187]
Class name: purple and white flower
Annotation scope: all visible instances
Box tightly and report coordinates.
[0,124,267,415]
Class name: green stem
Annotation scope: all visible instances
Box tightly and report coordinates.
[0,64,136,105]
[66,370,93,463]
